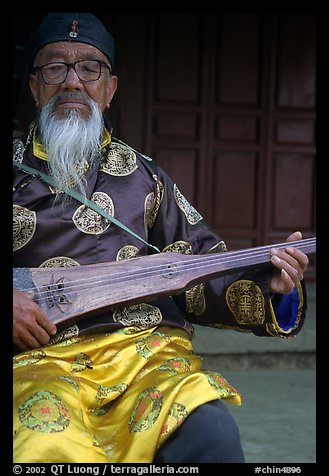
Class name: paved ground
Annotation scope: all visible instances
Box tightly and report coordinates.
[201,367,316,463]
[192,282,317,463]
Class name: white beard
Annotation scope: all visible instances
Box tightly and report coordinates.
[38,92,104,200]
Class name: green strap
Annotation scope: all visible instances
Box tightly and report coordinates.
[13,160,161,254]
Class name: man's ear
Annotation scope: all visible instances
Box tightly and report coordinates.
[106,75,118,109]
[29,73,39,106]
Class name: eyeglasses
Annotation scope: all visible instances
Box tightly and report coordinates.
[34,60,111,85]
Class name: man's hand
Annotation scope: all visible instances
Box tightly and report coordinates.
[269,231,309,295]
[13,288,57,351]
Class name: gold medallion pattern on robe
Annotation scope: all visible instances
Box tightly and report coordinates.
[144,192,156,233]
[185,283,206,316]
[13,139,25,163]
[113,303,163,330]
[163,241,192,255]
[163,241,206,316]
[13,205,36,251]
[72,192,114,234]
[48,160,90,194]
[49,159,89,194]
[116,245,140,261]
[39,257,80,268]
[100,142,138,176]
[48,325,80,346]
[208,240,228,253]
[144,176,164,232]
[173,184,203,225]
[226,280,265,325]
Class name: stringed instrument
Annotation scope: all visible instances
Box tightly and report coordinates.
[13,237,316,329]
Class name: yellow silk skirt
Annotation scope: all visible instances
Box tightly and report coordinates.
[13,326,241,463]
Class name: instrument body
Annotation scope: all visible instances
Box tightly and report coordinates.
[13,237,316,328]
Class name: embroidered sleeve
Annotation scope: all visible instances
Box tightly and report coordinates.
[266,282,306,337]
[145,162,307,338]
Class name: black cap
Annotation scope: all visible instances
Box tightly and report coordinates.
[28,13,115,70]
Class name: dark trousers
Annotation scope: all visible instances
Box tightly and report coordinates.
[154,399,245,463]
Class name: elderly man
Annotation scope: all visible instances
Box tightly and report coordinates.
[13,13,310,463]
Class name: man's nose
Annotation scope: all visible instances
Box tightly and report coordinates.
[61,65,83,89]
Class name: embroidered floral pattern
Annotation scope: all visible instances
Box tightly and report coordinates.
[18,390,70,433]
[159,402,188,443]
[135,332,172,360]
[89,383,128,416]
[70,352,93,372]
[13,350,47,368]
[57,376,80,393]
[128,387,163,432]
[205,371,239,398]
[157,357,191,375]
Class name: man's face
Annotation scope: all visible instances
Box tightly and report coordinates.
[29,41,118,120]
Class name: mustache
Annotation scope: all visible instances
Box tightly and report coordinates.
[50,91,92,108]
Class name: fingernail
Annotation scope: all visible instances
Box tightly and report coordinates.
[270,248,278,255]
[271,255,281,264]
[281,269,288,278]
